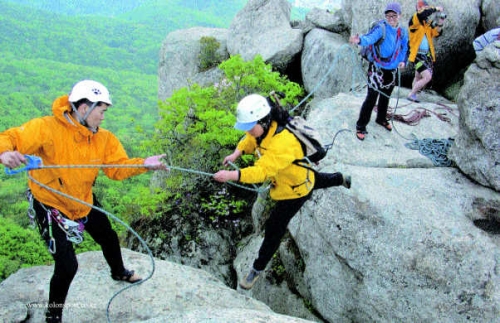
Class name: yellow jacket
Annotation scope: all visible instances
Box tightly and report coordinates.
[237,121,315,200]
[0,95,148,220]
[408,11,441,63]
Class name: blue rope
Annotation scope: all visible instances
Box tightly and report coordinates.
[290,44,366,114]
[291,43,455,167]
[404,137,455,167]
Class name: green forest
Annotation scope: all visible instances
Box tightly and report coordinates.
[0,0,247,280]
[0,0,310,281]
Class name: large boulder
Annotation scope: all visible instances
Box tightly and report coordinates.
[482,0,500,31]
[227,0,303,70]
[449,42,500,191]
[158,27,228,101]
[301,28,365,98]
[0,249,315,323]
[235,90,500,322]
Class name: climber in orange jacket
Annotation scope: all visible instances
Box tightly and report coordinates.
[0,80,167,323]
[407,0,446,103]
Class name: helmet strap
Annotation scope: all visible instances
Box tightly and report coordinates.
[256,114,272,144]
[82,101,98,121]
[70,102,87,125]
[70,101,98,133]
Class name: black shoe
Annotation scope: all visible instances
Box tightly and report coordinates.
[356,130,367,141]
[45,311,62,323]
[342,175,351,189]
[111,269,142,283]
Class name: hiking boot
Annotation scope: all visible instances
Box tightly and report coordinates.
[342,175,351,189]
[239,268,261,290]
[407,94,420,103]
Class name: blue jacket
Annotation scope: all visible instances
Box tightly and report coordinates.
[360,21,409,70]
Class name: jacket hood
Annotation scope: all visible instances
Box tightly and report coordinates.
[52,95,72,119]
[52,94,92,134]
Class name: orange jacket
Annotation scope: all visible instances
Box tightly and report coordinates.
[0,95,148,220]
[408,9,441,63]
[237,121,315,200]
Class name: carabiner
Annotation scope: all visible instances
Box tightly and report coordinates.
[48,238,56,254]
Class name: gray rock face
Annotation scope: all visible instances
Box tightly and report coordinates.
[227,0,303,70]
[449,43,500,191]
[305,7,348,34]
[301,28,365,98]
[482,0,500,31]
[235,90,500,322]
[0,249,315,323]
[158,27,228,101]
[133,1,500,321]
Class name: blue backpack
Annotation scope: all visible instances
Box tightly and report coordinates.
[359,20,387,62]
[360,20,403,67]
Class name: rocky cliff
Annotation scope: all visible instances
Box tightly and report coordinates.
[2,0,499,322]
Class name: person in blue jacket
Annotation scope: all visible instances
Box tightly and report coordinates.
[349,2,408,141]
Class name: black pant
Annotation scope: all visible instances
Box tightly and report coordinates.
[252,172,344,271]
[34,197,125,317]
[356,64,397,131]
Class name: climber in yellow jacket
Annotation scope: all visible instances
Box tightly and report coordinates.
[407,0,446,103]
[214,94,351,290]
[0,80,167,323]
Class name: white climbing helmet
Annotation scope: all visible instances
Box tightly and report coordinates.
[235,94,271,131]
[68,80,112,105]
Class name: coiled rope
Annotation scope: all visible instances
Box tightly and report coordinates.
[295,43,455,167]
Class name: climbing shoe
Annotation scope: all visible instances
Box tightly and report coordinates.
[407,94,420,103]
[356,129,367,141]
[342,175,351,189]
[239,268,262,290]
[375,120,392,132]
[111,269,142,283]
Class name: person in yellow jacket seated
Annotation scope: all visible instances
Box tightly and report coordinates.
[407,0,446,103]
[0,80,167,323]
[213,94,351,290]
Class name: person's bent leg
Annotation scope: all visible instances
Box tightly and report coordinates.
[411,69,432,94]
[84,202,127,279]
[314,172,344,189]
[241,196,310,289]
[252,196,309,271]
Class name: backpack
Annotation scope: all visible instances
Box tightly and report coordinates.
[286,116,327,165]
[359,20,386,62]
[267,93,327,166]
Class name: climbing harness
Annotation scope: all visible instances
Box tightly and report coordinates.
[300,43,455,167]
[367,64,398,91]
[27,189,85,253]
[6,159,155,323]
